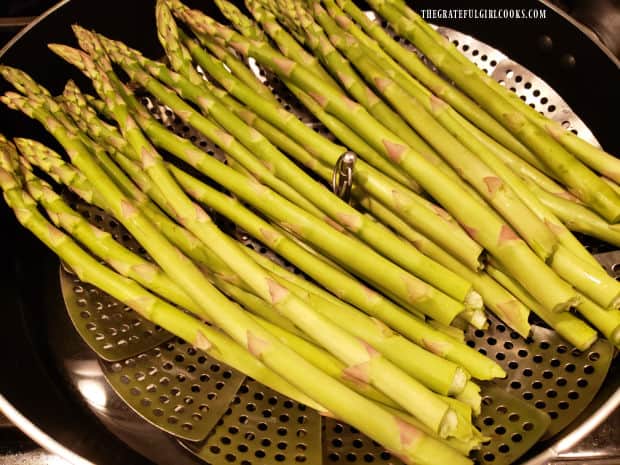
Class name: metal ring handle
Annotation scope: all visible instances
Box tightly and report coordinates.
[331,151,357,203]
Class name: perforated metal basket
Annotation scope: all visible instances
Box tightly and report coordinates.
[52,20,620,465]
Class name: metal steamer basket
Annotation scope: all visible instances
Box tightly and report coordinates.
[0,1,618,465]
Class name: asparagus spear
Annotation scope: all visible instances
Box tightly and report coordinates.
[166,161,469,395]
[243,0,480,198]
[195,25,420,190]
[100,32,481,315]
[176,29,485,272]
[356,194,531,337]
[58,85,504,382]
[173,4,581,314]
[20,139,402,391]
[15,144,203,316]
[4,73,469,452]
[310,4,562,260]
[331,0,537,164]
[526,178,620,248]
[66,32,468,436]
[0,136,325,413]
[69,39,473,327]
[92,124,475,396]
[369,0,620,223]
[486,263,597,351]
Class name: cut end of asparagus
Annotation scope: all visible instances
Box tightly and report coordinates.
[460,308,488,330]
[448,367,468,396]
[608,294,620,311]
[438,408,458,439]
[465,289,483,311]
[575,333,600,352]
[552,296,582,313]
[455,381,482,416]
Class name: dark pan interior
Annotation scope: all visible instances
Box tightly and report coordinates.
[0,1,618,464]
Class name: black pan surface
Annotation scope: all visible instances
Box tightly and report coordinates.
[0,1,617,464]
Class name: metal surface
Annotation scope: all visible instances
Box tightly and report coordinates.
[331,151,357,203]
[180,379,322,464]
[466,317,613,439]
[101,338,245,441]
[59,199,172,361]
[474,387,551,465]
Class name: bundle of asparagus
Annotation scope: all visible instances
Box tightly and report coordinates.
[1,0,619,462]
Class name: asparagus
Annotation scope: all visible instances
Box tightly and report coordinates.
[60,87,503,382]
[390,0,620,182]
[309,11,596,268]
[174,5,581,314]
[9,79,468,456]
[222,287,399,406]
[486,263,597,351]
[0,136,325,413]
[574,299,620,349]
[78,40,472,327]
[235,0,419,190]
[311,4,561,261]
[369,0,620,223]
[15,143,203,315]
[101,33,481,314]
[246,0,481,198]
[62,34,467,436]
[357,194,531,337]
[167,162,470,395]
[99,135,474,397]
[176,30,485,272]
[201,16,421,190]
[331,0,537,165]
[526,178,620,248]
[19,139,402,397]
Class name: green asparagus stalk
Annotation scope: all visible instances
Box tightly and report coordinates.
[174,4,582,314]
[100,145,472,397]
[486,263,597,351]
[234,0,420,190]
[251,0,481,197]
[20,140,389,385]
[230,292,399,406]
[369,0,620,223]
[59,86,503,382]
[8,76,466,453]
[184,26,421,192]
[455,382,482,417]
[60,34,465,437]
[549,245,620,310]
[227,0,464,183]
[356,193,532,337]
[74,42,471,328]
[174,171,470,391]
[332,0,537,165]
[311,4,561,261]
[388,0,620,183]
[427,320,465,343]
[177,30,485,272]
[0,136,325,413]
[312,12,596,270]
[574,299,620,349]
[102,33,480,314]
[14,143,203,316]
[526,178,620,248]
